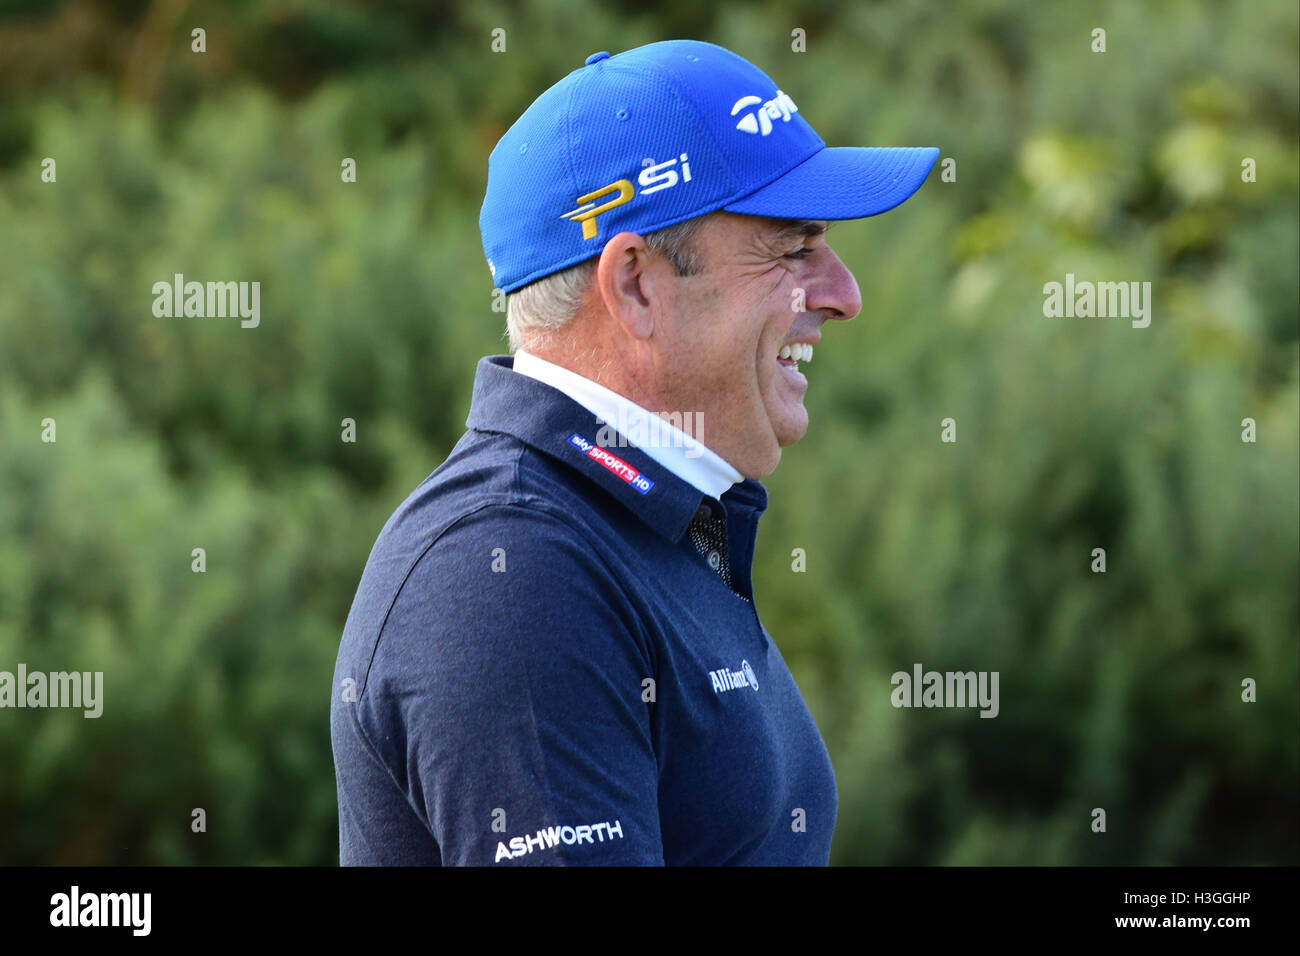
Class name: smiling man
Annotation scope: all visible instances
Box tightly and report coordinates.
[331,39,937,865]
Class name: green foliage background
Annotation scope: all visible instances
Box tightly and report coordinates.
[0,0,1296,865]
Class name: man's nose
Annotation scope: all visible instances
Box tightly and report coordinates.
[809,244,861,322]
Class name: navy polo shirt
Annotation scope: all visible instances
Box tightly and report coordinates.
[330,355,837,865]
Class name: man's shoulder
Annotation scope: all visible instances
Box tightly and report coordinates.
[385,426,599,556]
[337,428,649,701]
[341,427,624,647]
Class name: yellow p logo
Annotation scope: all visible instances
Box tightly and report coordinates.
[560,179,635,240]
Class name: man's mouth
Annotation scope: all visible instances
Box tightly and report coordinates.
[777,342,814,369]
[775,342,814,393]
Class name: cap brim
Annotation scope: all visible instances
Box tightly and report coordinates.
[723,146,940,220]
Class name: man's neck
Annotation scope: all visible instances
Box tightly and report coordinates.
[511,349,743,500]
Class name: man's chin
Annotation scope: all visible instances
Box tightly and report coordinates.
[775,408,810,447]
[742,447,783,480]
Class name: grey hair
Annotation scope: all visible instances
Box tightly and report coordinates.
[505,215,710,352]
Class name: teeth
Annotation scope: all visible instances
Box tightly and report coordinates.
[779,343,814,363]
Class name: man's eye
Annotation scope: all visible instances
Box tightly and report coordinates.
[784,247,813,260]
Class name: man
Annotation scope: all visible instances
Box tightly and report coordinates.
[331,39,937,865]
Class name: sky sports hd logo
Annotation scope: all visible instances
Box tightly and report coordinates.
[568,433,654,494]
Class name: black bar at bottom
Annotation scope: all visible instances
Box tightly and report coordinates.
[1,865,1290,941]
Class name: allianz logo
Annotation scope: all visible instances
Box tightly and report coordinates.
[730,90,799,136]
[710,659,759,694]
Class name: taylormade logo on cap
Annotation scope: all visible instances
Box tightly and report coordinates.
[479,39,940,295]
[730,90,799,135]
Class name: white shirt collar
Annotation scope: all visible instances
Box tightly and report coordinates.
[511,350,742,500]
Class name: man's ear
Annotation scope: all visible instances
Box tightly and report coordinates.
[594,232,658,340]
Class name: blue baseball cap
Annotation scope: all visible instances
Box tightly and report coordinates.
[480,39,939,294]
